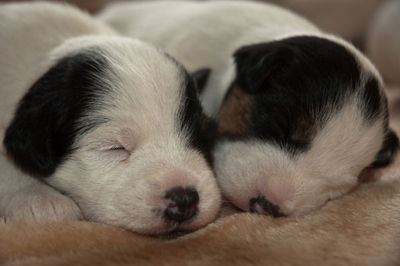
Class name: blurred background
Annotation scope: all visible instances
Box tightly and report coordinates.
[0,0,385,44]
[1,0,399,87]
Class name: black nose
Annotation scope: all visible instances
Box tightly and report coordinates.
[165,186,199,222]
[250,196,283,218]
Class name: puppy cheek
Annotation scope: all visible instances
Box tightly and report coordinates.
[282,174,357,216]
[47,158,165,233]
[277,185,327,217]
[79,176,171,235]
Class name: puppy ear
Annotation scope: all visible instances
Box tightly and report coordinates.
[191,68,211,94]
[233,43,292,93]
[3,49,107,177]
[370,128,399,168]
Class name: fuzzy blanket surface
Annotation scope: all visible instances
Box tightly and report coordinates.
[1,1,400,265]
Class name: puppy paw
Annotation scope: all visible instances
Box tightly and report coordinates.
[3,186,83,222]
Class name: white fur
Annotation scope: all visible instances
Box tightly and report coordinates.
[0,2,221,235]
[99,0,389,216]
[215,98,384,215]
[98,1,322,116]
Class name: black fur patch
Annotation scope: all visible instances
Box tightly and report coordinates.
[3,49,110,177]
[370,128,399,168]
[232,36,362,154]
[144,51,217,167]
[362,77,383,121]
[191,68,211,94]
[364,77,400,167]
[180,71,218,167]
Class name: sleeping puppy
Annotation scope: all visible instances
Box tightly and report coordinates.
[99,1,399,217]
[0,2,221,236]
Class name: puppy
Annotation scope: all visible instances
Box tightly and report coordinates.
[0,2,221,236]
[99,1,399,217]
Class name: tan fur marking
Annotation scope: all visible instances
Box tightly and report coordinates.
[217,85,251,136]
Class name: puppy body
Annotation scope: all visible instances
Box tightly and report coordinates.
[0,2,221,235]
[0,2,116,223]
[99,1,398,216]
[99,1,322,115]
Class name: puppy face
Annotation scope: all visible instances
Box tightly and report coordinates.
[216,36,398,217]
[3,36,221,235]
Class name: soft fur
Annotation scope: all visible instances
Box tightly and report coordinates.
[98,0,399,217]
[0,2,221,235]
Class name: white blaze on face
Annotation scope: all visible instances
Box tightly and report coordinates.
[214,98,384,216]
[46,38,221,235]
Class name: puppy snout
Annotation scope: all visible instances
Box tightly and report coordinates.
[164,186,199,222]
[250,196,283,218]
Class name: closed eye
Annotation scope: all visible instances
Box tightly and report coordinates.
[109,146,126,151]
[106,145,130,162]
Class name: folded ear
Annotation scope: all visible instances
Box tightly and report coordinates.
[3,49,107,177]
[191,68,211,94]
[233,42,293,93]
[370,128,399,168]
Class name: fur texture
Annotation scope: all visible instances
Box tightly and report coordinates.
[0,2,221,235]
[98,0,398,217]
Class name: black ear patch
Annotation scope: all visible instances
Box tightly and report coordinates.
[233,37,361,98]
[3,49,109,177]
[370,128,399,168]
[180,72,218,167]
[233,44,292,93]
[191,68,211,94]
[230,36,363,154]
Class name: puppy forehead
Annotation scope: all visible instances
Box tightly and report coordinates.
[76,41,189,132]
[245,36,384,116]
[247,36,361,114]
[66,40,213,160]
[51,36,188,104]
[222,36,385,154]
[32,36,194,148]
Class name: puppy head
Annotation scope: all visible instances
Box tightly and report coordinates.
[216,36,398,217]
[3,36,221,235]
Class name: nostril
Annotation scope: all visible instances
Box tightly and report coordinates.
[250,196,283,218]
[165,186,199,209]
[165,186,199,222]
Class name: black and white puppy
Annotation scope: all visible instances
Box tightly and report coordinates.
[0,2,221,235]
[99,1,399,217]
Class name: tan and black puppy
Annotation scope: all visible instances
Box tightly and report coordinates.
[0,2,221,236]
[99,1,398,217]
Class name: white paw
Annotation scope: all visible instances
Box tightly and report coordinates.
[2,185,83,222]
